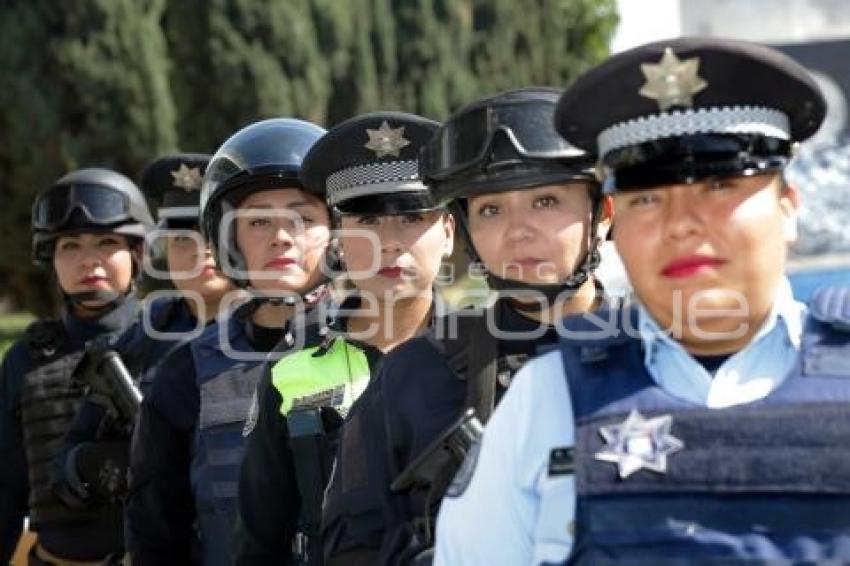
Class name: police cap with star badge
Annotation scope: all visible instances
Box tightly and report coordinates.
[554,37,826,192]
[300,112,441,215]
[140,153,211,228]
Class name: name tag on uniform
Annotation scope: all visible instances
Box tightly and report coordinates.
[548,447,575,477]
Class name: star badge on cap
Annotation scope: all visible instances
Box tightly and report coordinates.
[170,163,203,192]
[594,409,683,479]
[364,120,410,158]
[639,47,708,111]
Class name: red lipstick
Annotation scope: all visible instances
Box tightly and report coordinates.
[661,255,726,278]
[264,257,296,269]
[79,275,107,286]
[377,266,403,278]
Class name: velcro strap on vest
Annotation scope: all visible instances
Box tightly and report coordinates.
[198,366,259,430]
[809,287,850,331]
[576,402,850,495]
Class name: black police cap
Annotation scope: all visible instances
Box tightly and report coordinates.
[300,111,441,215]
[140,153,211,226]
[555,37,826,191]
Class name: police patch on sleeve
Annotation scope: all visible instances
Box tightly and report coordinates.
[445,439,482,498]
[242,391,259,437]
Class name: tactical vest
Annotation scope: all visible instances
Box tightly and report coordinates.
[558,288,850,565]
[20,322,102,527]
[271,336,372,566]
[191,315,266,566]
[423,302,554,496]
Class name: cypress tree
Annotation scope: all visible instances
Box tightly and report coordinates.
[0,0,176,314]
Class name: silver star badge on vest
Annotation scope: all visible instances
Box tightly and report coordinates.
[170,163,203,192]
[639,47,707,111]
[594,409,683,479]
[364,121,410,158]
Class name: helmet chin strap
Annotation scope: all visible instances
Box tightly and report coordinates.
[250,284,329,315]
[60,253,142,315]
[249,245,339,310]
[484,241,602,313]
[451,196,605,314]
[64,289,126,315]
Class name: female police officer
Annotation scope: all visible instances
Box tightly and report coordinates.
[126,119,328,565]
[434,38,849,565]
[234,111,454,564]
[322,88,612,565]
[0,168,153,564]
[51,154,235,516]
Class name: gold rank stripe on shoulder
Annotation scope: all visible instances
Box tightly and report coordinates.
[270,338,371,416]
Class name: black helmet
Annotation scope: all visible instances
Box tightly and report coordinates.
[420,87,596,204]
[32,168,154,265]
[421,88,604,309]
[200,118,326,283]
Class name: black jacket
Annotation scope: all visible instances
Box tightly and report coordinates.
[126,303,283,565]
[0,298,138,562]
[234,296,384,565]
[322,298,561,565]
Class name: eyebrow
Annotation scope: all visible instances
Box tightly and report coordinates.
[58,234,120,241]
[241,201,320,210]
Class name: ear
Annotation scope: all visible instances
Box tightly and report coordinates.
[131,239,145,263]
[330,235,344,259]
[779,182,800,244]
[594,195,615,240]
[442,212,456,257]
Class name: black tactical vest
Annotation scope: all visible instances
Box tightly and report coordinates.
[21,322,103,526]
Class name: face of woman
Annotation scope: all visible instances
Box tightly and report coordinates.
[166,230,234,306]
[613,172,798,353]
[337,210,454,301]
[53,232,135,310]
[234,188,331,296]
[467,182,601,286]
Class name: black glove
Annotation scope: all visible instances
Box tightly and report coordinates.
[71,440,131,503]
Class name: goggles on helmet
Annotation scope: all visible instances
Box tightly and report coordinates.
[33,184,133,231]
[422,99,583,181]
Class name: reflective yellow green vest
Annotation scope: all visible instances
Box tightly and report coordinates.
[271,337,371,416]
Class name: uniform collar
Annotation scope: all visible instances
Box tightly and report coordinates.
[637,277,804,364]
[634,277,806,407]
[62,294,139,345]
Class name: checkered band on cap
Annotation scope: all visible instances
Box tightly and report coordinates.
[326,159,426,205]
[158,206,200,219]
[598,105,791,157]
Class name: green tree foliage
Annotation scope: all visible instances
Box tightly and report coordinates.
[163,0,329,150]
[0,0,176,314]
[0,0,617,314]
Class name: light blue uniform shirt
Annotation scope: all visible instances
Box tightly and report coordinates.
[434,279,805,566]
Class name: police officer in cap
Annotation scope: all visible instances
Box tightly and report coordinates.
[322,87,612,565]
[127,119,328,565]
[51,154,235,526]
[435,37,849,565]
[0,168,153,563]
[133,152,235,356]
[235,111,454,565]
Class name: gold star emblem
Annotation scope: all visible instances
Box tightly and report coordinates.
[639,47,708,111]
[364,121,410,158]
[170,163,203,192]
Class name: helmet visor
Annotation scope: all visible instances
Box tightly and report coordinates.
[423,100,582,181]
[34,184,131,231]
